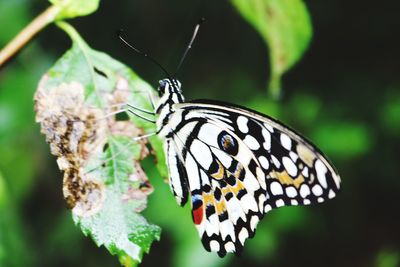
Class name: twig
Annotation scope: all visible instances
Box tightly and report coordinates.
[0,5,60,67]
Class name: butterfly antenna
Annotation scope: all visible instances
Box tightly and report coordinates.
[174,18,205,77]
[117,29,172,79]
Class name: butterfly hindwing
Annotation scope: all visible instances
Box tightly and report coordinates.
[168,118,267,256]
[165,139,189,206]
[165,100,340,256]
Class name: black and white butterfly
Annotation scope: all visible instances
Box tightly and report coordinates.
[119,20,340,257]
[154,78,340,257]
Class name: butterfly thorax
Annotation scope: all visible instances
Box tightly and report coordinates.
[155,78,185,137]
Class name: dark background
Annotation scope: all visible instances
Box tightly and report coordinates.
[1,0,399,267]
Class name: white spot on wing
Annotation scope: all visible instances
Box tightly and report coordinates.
[264,204,272,213]
[244,135,260,150]
[280,133,292,150]
[270,181,283,195]
[261,128,271,150]
[282,157,298,177]
[258,194,266,211]
[237,116,249,133]
[276,199,285,207]
[209,240,220,252]
[302,167,309,177]
[271,155,281,168]
[312,184,323,196]
[238,228,249,244]
[289,151,299,162]
[300,184,310,198]
[258,155,270,170]
[328,189,336,199]
[225,242,236,253]
[250,215,259,230]
[285,186,298,198]
[315,159,328,188]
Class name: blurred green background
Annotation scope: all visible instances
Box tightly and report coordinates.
[1,0,400,267]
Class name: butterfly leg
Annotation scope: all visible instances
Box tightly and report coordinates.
[95,106,155,123]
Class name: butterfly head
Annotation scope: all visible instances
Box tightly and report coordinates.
[158,78,182,97]
[155,78,185,118]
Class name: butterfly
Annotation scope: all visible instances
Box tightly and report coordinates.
[154,78,341,257]
[118,20,340,257]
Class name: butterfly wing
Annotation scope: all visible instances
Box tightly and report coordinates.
[165,100,341,256]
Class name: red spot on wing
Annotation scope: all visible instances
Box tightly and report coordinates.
[192,205,204,225]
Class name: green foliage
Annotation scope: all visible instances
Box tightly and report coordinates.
[376,250,400,267]
[231,0,312,98]
[49,0,99,20]
[313,122,372,158]
[0,171,33,267]
[0,2,30,43]
[381,90,400,134]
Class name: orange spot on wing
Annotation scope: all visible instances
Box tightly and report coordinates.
[230,180,245,196]
[211,161,225,180]
[203,192,213,206]
[272,171,305,189]
[215,199,226,215]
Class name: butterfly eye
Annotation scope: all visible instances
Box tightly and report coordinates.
[158,79,168,96]
[217,131,238,155]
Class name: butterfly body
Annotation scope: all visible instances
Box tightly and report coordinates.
[155,79,185,138]
[154,78,341,257]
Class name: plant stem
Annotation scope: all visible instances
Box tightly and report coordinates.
[0,5,60,67]
[268,71,282,100]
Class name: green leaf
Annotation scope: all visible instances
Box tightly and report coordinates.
[312,122,372,158]
[35,22,163,264]
[375,249,400,267]
[0,171,34,267]
[0,171,6,211]
[381,91,400,134]
[74,138,161,262]
[49,0,99,20]
[231,0,313,98]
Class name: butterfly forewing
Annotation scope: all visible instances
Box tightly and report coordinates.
[166,100,340,255]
